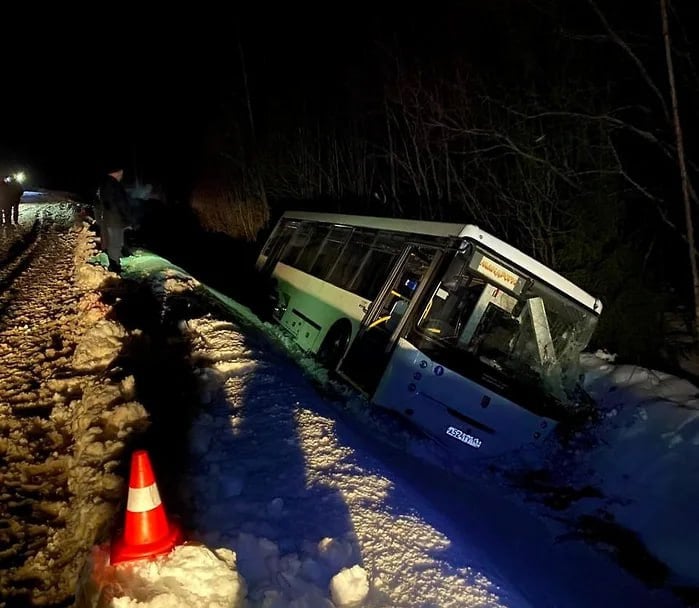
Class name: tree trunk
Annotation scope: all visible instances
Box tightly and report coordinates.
[660,0,699,337]
[384,91,397,200]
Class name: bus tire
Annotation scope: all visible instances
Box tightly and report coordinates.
[317,320,351,369]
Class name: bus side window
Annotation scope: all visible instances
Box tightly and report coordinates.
[281,223,313,267]
[261,221,299,275]
[310,227,352,280]
[352,249,396,300]
[328,230,375,290]
[351,234,406,300]
[262,219,292,256]
[296,225,329,272]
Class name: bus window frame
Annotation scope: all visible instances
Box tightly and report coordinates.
[309,225,354,281]
[347,231,381,293]
[384,245,445,348]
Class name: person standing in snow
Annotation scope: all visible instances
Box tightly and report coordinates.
[96,164,132,272]
[0,175,23,225]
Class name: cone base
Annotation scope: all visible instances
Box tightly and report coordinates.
[110,523,182,565]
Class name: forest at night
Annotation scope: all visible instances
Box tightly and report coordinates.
[3,0,699,365]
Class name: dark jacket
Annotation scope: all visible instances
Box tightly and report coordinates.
[0,180,22,210]
[97,175,131,224]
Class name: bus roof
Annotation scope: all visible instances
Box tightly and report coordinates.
[458,225,602,314]
[281,211,602,313]
[282,210,465,238]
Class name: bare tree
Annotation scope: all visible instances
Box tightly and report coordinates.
[660,0,699,336]
[579,0,699,335]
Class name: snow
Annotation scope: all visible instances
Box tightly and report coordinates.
[72,319,128,372]
[575,352,699,584]
[0,207,156,605]
[2,203,694,606]
[330,565,370,607]
[76,543,246,607]
[72,247,697,607]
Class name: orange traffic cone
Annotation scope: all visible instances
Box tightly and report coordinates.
[110,450,182,565]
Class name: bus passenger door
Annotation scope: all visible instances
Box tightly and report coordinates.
[339,244,442,397]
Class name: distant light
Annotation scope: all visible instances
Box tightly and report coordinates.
[14,171,26,183]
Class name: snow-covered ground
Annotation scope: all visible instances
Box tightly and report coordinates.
[3,203,692,607]
[0,203,153,606]
[75,250,698,607]
[577,354,699,584]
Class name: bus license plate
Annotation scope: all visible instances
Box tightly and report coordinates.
[446,426,482,449]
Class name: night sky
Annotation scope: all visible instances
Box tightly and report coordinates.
[1,2,696,198]
[1,2,698,363]
[0,10,349,192]
[0,3,550,195]
[1,22,223,194]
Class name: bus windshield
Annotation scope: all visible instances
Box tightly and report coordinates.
[415,247,599,403]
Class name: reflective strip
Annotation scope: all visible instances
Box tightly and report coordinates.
[126,484,162,513]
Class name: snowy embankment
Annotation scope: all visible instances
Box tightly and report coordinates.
[194,262,699,592]
[74,250,690,608]
[179,297,699,604]
[77,256,528,608]
[577,353,699,586]
[75,263,248,608]
[0,214,150,606]
[476,353,699,596]
[46,226,150,600]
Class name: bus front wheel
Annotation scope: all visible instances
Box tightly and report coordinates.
[317,321,351,370]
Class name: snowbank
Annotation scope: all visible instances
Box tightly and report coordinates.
[76,544,246,607]
[72,319,127,372]
[577,352,699,585]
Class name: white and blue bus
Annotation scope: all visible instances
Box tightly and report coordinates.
[257,211,602,457]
